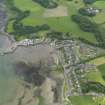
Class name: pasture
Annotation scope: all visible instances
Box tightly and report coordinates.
[85,70,105,85]
[7,0,97,43]
[93,1,105,9]
[69,96,96,105]
[89,57,105,66]
[92,1,105,25]
[43,6,68,17]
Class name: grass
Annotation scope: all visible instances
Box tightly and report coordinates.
[91,1,105,26]
[98,64,105,71]
[85,70,105,85]
[68,96,96,105]
[94,96,105,105]
[98,64,105,81]
[93,1,105,9]
[38,96,45,105]
[92,12,105,24]
[21,0,96,43]
[102,23,105,28]
[68,95,105,105]
[6,20,14,33]
[22,17,96,43]
[14,0,43,12]
[89,56,105,66]
[6,0,97,43]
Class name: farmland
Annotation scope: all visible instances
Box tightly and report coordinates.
[98,64,105,81]
[68,96,97,105]
[3,0,105,105]
[6,0,97,43]
[89,57,105,66]
[68,95,105,105]
[85,70,105,85]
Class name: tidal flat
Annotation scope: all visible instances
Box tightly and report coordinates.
[0,35,59,105]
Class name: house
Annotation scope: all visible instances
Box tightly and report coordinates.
[18,39,34,46]
[86,7,100,14]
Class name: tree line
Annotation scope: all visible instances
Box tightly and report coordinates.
[33,0,58,8]
[71,14,105,48]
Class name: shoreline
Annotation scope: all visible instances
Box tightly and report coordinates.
[0,30,50,56]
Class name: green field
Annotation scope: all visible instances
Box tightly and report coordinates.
[5,0,105,105]
[69,95,105,105]
[90,57,105,66]
[93,12,105,24]
[6,0,97,43]
[68,96,96,105]
[98,64,105,81]
[14,0,43,12]
[92,0,105,25]
[21,0,97,43]
[85,70,105,85]
[93,1,105,9]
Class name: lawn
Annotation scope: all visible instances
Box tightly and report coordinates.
[69,96,96,105]
[85,70,105,85]
[6,20,14,33]
[98,64,105,71]
[6,0,97,43]
[91,0,105,25]
[93,1,105,9]
[69,95,105,105]
[14,0,43,12]
[89,57,105,66]
[92,12,105,24]
[98,64,105,81]
[21,0,96,43]
[102,23,105,28]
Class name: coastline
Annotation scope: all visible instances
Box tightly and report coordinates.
[0,29,45,56]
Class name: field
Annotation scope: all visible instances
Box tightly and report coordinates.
[81,54,105,90]
[92,1,105,24]
[86,56,105,86]
[69,95,105,105]
[6,0,97,43]
[85,70,105,85]
[5,0,105,105]
[93,12,105,24]
[93,1,105,9]
[98,64,105,81]
[98,64,105,71]
[14,0,43,12]
[89,57,105,66]
[68,96,96,105]
[43,6,68,17]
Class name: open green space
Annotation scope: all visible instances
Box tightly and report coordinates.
[91,1,105,25]
[93,1,105,9]
[98,64,105,81]
[90,56,105,66]
[93,12,105,24]
[6,0,97,43]
[14,0,43,12]
[85,70,105,85]
[68,96,96,105]
[69,95,105,105]
[21,0,96,43]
